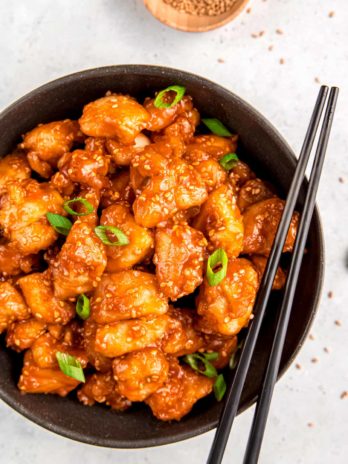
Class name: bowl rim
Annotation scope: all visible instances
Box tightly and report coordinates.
[0,65,324,448]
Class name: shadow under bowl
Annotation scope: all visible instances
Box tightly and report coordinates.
[0,65,324,449]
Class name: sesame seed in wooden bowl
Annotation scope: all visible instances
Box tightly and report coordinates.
[144,0,250,32]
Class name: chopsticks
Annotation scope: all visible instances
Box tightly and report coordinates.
[207,85,339,464]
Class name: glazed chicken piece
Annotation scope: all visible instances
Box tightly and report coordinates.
[132,150,208,227]
[100,204,154,272]
[18,351,80,396]
[243,198,299,256]
[144,94,194,132]
[229,160,256,189]
[185,134,237,163]
[20,120,82,178]
[78,372,131,410]
[94,314,170,357]
[250,255,286,290]
[0,243,39,276]
[0,152,31,191]
[106,133,150,166]
[52,221,107,300]
[91,271,168,324]
[193,159,227,193]
[0,281,30,334]
[57,148,110,190]
[18,271,75,324]
[161,107,200,143]
[154,224,206,301]
[0,179,65,254]
[83,320,113,372]
[6,318,47,351]
[197,258,259,336]
[162,307,205,356]
[100,171,135,208]
[31,331,88,369]
[237,178,275,212]
[145,358,214,421]
[192,184,244,259]
[113,348,169,402]
[79,94,150,144]
[203,334,238,369]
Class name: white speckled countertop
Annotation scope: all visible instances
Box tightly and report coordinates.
[0,1,347,463]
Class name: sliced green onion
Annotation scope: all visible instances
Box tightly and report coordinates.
[214,374,226,401]
[94,225,129,246]
[154,85,186,109]
[206,248,228,286]
[229,338,244,369]
[46,213,72,236]
[63,198,94,216]
[204,352,219,362]
[183,353,218,378]
[56,352,85,383]
[219,153,239,171]
[202,118,232,136]
[76,294,90,320]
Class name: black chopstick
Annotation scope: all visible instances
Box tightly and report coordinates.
[243,86,339,464]
[207,85,331,464]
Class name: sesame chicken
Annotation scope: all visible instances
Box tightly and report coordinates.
[113,348,169,401]
[90,271,168,323]
[154,224,206,300]
[0,88,299,422]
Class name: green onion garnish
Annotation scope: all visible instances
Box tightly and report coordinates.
[183,352,218,378]
[202,118,232,136]
[46,213,72,236]
[63,198,94,216]
[214,374,226,401]
[76,294,90,320]
[229,339,244,369]
[56,352,85,382]
[154,85,186,109]
[219,153,239,171]
[206,249,228,286]
[94,225,129,246]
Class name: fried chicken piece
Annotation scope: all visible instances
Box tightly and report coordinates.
[52,221,107,300]
[145,358,213,421]
[202,334,238,369]
[77,372,131,410]
[83,320,113,373]
[6,318,47,351]
[18,271,74,324]
[79,94,150,144]
[100,171,135,208]
[144,95,194,132]
[0,179,64,254]
[197,258,259,336]
[57,148,110,190]
[243,198,299,256]
[18,351,80,396]
[91,271,168,323]
[0,152,31,190]
[237,178,275,212]
[250,255,286,290]
[185,134,237,163]
[20,120,82,177]
[113,348,169,401]
[162,307,204,356]
[192,184,244,259]
[100,204,154,272]
[132,150,207,227]
[106,133,150,166]
[229,160,256,189]
[0,243,39,276]
[154,224,206,301]
[0,281,30,334]
[94,315,170,358]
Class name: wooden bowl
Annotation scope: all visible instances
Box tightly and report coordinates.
[144,0,250,32]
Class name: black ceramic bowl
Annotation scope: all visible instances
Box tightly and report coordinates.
[0,65,323,448]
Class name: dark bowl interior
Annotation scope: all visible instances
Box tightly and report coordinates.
[0,65,324,448]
